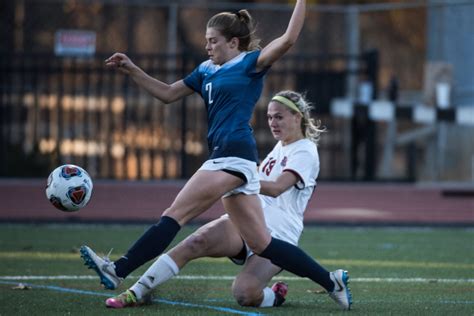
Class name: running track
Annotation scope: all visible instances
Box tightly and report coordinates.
[0,180,472,225]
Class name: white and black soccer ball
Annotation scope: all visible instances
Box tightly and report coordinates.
[45,164,93,212]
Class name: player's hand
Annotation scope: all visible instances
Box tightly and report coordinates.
[105,53,136,74]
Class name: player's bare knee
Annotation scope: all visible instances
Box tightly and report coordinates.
[246,241,266,255]
[244,234,271,255]
[232,280,260,307]
[181,232,209,255]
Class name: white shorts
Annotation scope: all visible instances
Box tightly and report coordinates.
[198,157,260,197]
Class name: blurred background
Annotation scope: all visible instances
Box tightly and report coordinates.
[1,0,473,183]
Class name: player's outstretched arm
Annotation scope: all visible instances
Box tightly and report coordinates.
[105,52,193,104]
[257,0,306,69]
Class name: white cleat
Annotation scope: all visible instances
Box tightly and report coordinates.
[329,269,353,310]
[80,245,122,290]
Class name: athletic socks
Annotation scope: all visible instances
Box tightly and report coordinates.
[130,253,180,300]
[259,237,335,292]
[114,216,181,278]
[259,287,276,307]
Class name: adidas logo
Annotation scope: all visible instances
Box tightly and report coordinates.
[138,281,152,290]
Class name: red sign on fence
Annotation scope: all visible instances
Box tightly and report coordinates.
[54,29,96,57]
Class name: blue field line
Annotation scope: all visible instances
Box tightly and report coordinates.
[0,280,264,316]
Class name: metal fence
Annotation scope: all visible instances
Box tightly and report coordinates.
[7,1,467,181]
[0,51,384,180]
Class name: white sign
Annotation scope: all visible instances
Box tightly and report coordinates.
[55,30,96,57]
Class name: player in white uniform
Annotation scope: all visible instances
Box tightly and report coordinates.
[260,137,318,246]
[104,90,352,309]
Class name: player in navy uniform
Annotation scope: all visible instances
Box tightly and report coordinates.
[80,1,352,310]
[104,90,352,310]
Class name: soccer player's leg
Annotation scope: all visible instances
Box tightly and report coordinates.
[223,194,352,310]
[106,215,245,308]
[232,255,285,307]
[81,170,242,287]
[168,214,245,267]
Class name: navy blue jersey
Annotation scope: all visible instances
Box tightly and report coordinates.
[183,50,269,163]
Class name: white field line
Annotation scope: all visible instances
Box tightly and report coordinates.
[1,275,473,283]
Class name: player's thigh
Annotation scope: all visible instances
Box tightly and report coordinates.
[169,215,244,262]
[234,255,281,291]
[222,194,271,253]
[164,170,243,225]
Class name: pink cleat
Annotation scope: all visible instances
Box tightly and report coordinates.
[105,290,140,308]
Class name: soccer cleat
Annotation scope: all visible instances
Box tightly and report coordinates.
[106,290,137,308]
[80,245,122,290]
[271,281,288,307]
[329,269,353,310]
[105,290,153,308]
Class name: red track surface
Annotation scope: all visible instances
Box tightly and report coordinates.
[0,180,472,225]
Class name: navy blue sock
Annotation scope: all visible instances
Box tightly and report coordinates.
[114,216,181,278]
[260,237,335,292]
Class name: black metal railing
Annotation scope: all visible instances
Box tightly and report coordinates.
[0,51,384,180]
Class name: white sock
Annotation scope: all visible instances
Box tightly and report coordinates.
[259,287,276,307]
[130,253,180,300]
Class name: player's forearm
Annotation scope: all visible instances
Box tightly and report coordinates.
[257,0,305,68]
[128,68,175,103]
[260,180,284,197]
[283,0,306,46]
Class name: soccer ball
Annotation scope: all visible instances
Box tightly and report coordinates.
[45,164,93,212]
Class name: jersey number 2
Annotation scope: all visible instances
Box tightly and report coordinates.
[205,82,214,104]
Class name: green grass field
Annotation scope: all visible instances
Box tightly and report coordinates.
[1,224,473,315]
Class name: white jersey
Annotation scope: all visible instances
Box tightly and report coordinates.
[259,139,320,245]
